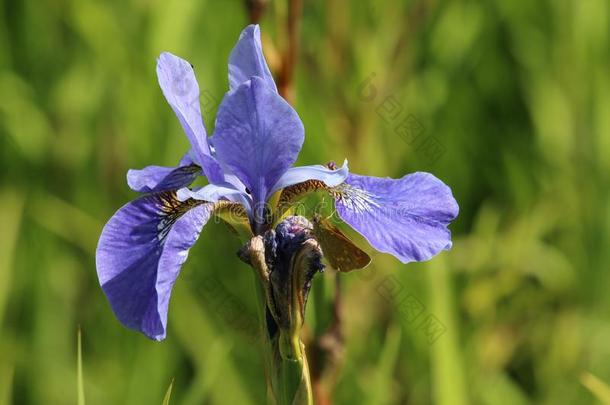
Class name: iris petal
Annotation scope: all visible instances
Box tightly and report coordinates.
[228,24,277,92]
[96,192,211,340]
[157,53,225,183]
[270,160,349,195]
[157,53,208,156]
[127,164,201,193]
[177,183,252,216]
[211,77,304,211]
[334,172,458,263]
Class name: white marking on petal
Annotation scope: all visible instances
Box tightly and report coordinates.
[333,183,380,213]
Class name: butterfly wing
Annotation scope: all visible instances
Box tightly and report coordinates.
[313,215,371,272]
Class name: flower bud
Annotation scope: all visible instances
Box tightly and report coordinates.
[262,216,324,361]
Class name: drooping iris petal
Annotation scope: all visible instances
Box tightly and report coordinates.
[334,172,458,263]
[228,24,277,92]
[212,76,304,210]
[96,192,211,340]
[127,164,201,193]
[270,160,349,195]
[157,53,224,183]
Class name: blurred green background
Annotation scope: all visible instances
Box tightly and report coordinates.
[1,0,610,404]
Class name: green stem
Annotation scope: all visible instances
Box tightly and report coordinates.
[242,227,317,405]
[252,276,278,402]
[279,351,312,405]
[253,274,313,405]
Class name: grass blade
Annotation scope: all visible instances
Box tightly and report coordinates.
[0,189,24,327]
[162,379,174,405]
[580,372,610,404]
[77,327,85,405]
[428,256,468,405]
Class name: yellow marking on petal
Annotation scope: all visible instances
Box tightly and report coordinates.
[155,191,206,240]
[157,190,203,213]
[274,179,330,223]
[213,200,253,239]
[266,188,282,214]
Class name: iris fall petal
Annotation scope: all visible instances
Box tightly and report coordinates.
[96,192,211,340]
[334,172,458,263]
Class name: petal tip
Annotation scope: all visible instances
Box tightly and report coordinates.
[156,51,179,68]
[241,24,260,37]
[176,187,192,201]
[125,169,140,190]
[149,331,167,342]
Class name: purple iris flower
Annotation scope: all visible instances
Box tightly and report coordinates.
[96,25,458,340]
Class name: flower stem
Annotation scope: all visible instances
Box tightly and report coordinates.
[252,273,313,404]
[241,228,316,405]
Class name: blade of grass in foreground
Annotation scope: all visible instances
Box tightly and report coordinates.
[580,372,610,404]
[0,189,24,327]
[162,379,174,405]
[428,256,468,405]
[0,366,14,405]
[0,190,22,405]
[77,327,85,405]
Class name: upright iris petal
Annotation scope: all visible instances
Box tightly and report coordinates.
[334,172,458,263]
[96,192,212,340]
[157,53,225,184]
[211,76,304,215]
[228,24,277,92]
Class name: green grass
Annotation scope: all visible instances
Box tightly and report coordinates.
[77,328,85,405]
[162,379,174,405]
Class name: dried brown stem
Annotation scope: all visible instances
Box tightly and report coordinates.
[245,0,269,24]
[310,273,346,405]
[277,0,303,104]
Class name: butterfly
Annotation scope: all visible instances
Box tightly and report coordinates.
[312,214,371,272]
